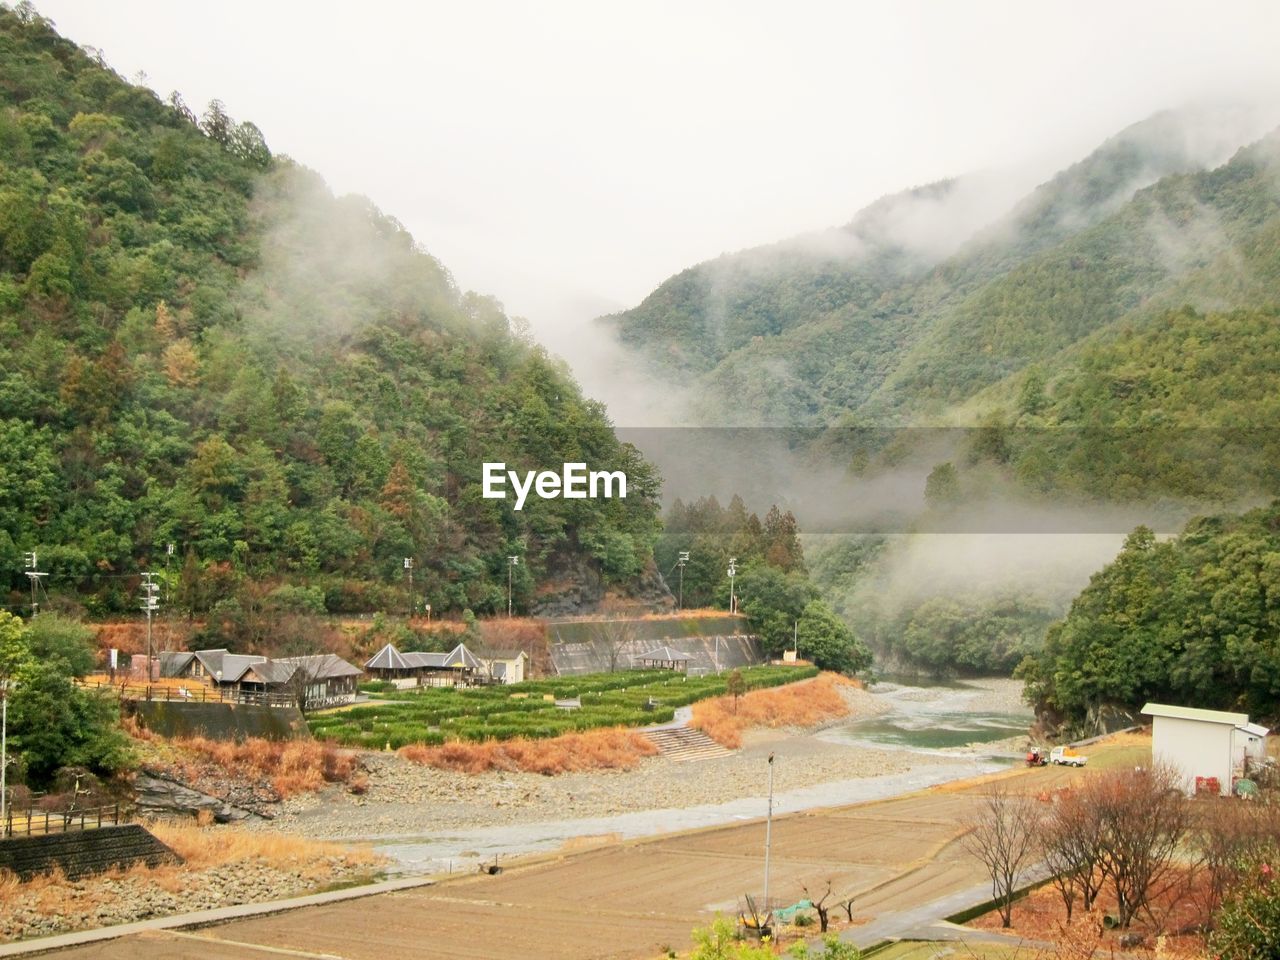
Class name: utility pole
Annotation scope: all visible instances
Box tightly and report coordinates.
[507,555,519,618]
[1,681,9,834]
[403,557,414,617]
[727,557,737,615]
[677,551,689,610]
[763,752,775,917]
[23,551,46,617]
[141,573,159,683]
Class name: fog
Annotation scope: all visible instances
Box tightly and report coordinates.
[32,0,1280,417]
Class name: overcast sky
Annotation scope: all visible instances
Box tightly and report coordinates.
[33,1,1280,340]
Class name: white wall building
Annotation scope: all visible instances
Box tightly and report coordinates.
[1143,702,1250,796]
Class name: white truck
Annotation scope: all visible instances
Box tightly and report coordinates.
[1050,746,1088,767]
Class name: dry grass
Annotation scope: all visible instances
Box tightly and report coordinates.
[691,672,856,749]
[0,824,380,937]
[399,726,659,775]
[147,820,376,872]
[169,736,359,797]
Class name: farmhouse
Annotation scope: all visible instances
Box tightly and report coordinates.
[1142,702,1270,796]
[364,642,485,687]
[159,648,360,709]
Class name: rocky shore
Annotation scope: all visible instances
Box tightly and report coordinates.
[246,680,955,841]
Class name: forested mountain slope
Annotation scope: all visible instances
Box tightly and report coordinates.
[0,6,661,617]
[1019,505,1280,730]
[604,108,1280,430]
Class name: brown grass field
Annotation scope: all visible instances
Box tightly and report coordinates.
[138,732,361,798]
[691,672,856,748]
[399,727,660,775]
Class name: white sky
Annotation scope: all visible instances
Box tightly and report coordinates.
[32,1,1280,340]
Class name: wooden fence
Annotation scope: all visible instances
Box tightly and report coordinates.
[2,802,122,839]
[75,680,297,708]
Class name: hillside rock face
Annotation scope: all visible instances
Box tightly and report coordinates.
[533,557,674,618]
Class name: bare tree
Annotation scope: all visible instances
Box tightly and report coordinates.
[802,880,835,932]
[1042,788,1107,920]
[961,786,1043,928]
[1089,765,1193,929]
[1195,794,1280,917]
[591,605,636,673]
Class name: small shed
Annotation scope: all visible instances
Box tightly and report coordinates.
[1142,702,1248,796]
[478,650,529,685]
[634,645,693,672]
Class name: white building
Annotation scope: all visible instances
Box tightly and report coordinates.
[1143,702,1255,797]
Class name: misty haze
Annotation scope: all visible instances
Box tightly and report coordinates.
[3,3,1280,958]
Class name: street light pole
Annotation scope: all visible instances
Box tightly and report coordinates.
[727,557,737,615]
[507,555,519,618]
[763,752,775,916]
[1,683,8,833]
[677,551,689,610]
[141,573,159,682]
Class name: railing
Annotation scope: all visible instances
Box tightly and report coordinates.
[76,680,297,708]
[2,802,122,839]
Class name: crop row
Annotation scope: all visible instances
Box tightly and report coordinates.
[310,664,818,749]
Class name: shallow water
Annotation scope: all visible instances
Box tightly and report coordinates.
[823,677,1032,755]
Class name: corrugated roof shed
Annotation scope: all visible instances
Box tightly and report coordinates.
[1142,702,1249,726]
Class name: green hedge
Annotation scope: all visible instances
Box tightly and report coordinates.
[309,665,816,748]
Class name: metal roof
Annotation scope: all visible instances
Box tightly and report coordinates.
[1237,722,1271,738]
[635,645,692,662]
[1142,702,1249,726]
[365,643,410,671]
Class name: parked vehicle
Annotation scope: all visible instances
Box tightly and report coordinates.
[1025,747,1049,767]
[1050,746,1088,767]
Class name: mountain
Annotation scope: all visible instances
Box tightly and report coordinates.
[604,106,1280,431]
[0,6,662,619]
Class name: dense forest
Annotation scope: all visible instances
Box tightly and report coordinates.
[1019,505,1280,731]
[0,5,662,625]
[656,496,871,673]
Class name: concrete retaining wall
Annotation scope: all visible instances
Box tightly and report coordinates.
[126,700,309,741]
[549,631,764,676]
[0,824,180,880]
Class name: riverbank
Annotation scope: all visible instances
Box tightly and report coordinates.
[247,675,1015,844]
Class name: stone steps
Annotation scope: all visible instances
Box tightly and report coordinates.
[644,727,733,762]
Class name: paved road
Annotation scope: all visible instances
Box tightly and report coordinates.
[13,748,1145,960]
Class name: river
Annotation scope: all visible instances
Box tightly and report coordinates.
[372,675,1032,875]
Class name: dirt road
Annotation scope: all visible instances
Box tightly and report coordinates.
[35,740,1149,960]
